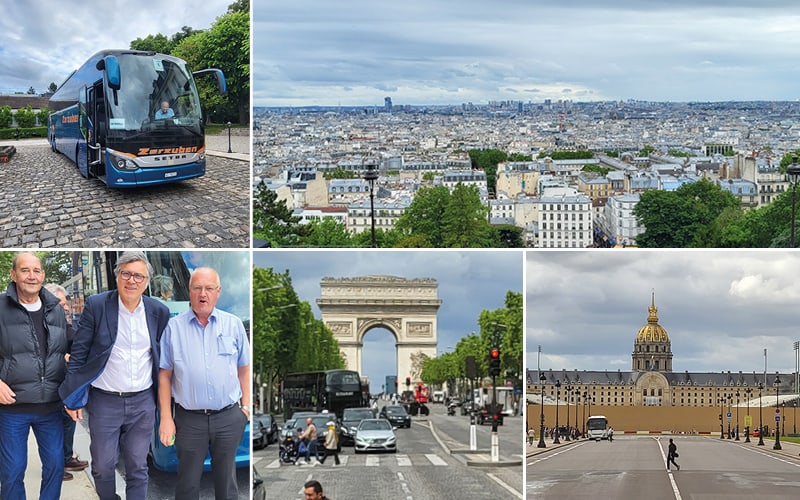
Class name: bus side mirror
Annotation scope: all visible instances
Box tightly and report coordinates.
[104,56,121,91]
[192,68,227,96]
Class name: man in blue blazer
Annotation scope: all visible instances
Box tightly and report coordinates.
[59,251,170,500]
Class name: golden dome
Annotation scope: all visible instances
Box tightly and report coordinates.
[635,291,670,343]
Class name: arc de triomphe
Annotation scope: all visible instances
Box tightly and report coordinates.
[316,276,441,389]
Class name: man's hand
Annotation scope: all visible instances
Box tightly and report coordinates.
[66,407,82,422]
[0,380,16,405]
[159,416,176,447]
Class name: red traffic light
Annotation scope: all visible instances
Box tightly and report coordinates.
[490,349,500,359]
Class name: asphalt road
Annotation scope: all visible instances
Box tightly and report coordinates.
[255,403,524,500]
[527,435,800,499]
[0,139,249,248]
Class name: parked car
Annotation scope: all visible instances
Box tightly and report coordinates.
[253,413,278,447]
[379,405,411,428]
[251,421,266,450]
[354,418,397,453]
[341,407,376,446]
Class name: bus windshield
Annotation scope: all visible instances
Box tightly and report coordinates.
[587,416,608,430]
[108,53,202,134]
[326,370,362,390]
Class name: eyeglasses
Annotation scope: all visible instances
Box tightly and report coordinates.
[119,271,147,283]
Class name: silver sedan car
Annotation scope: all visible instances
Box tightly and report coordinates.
[354,418,397,453]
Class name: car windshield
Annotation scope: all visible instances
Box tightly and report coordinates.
[385,407,406,415]
[360,420,391,431]
[344,409,374,420]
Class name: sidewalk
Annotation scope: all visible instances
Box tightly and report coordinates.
[26,419,98,500]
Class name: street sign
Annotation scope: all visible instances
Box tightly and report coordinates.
[745,415,752,427]
[726,412,732,421]
[775,408,780,414]
[775,415,781,422]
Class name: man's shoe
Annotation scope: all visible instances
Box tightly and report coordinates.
[677,465,680,471]
[63,471,74,481]
[65,456,89,471]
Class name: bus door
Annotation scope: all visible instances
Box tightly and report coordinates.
[79,85,102,176]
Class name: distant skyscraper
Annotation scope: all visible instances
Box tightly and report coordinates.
[384,97,392,112]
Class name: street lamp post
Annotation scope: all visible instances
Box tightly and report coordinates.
[363,163,379,248]
[758,383,765,446]
[735,390,740,440]
[582,391,587,438]
[538,373,547,448]
[745,387,752,443]
[573,389,579,439]
[564,384,573,441]
[774,374,782,450]
[787,157,800,247]
[719,396,724,440]
[554,380,561,444]
[727,394,732,439]
[226,122,232,153]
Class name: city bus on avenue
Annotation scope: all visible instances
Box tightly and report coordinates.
[48,49,226,187]
[587,415,610,441]
[282,369,366,420]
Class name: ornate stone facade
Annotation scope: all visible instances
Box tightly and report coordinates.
[317,276,441,386]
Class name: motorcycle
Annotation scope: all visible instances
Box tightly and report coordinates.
[447,402,457,416]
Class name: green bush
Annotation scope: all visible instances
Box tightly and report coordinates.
[14,106,36,128]
[0,106,11,129]
[0,127,48,139]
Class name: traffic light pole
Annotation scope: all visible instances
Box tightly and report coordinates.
[489,348,501,462]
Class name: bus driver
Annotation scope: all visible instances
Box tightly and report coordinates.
[155,101,174,120]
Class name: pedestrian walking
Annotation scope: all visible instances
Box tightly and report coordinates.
[527,428,535,445]
[318,422,340,465]
[667,438,680,471]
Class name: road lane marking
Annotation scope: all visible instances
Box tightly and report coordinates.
[488,472,523,499]
[397,454,412,466]
[397,472,414,500]
[736,443,800,468]
[365,455,380,466]
[526,441,588,465]
[425,453,448,466]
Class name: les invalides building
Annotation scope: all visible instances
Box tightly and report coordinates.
[527,293,799,435]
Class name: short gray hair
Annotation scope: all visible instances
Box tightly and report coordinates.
[44,283,67,297]
[113,251,154,280]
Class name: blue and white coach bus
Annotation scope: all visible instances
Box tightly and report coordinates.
[48,49,225,187]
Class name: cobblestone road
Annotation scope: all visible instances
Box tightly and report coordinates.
[0,135,250,248]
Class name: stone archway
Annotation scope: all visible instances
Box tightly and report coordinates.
[316,276,441,387]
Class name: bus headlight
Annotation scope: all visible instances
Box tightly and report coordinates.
[108,151,139,171]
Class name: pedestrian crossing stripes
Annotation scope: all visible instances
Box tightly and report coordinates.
[262,452,450,468]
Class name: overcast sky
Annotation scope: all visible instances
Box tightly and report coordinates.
[0,0,231,94]
[253,0,800,106]
[254,250,522,393]
[526,250,800,379]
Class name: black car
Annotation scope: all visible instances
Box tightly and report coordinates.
[253,413,278,448]
[341,407,376,446]
[379,405,411,428]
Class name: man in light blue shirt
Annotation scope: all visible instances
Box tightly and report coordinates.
[155,101,174,120]
[158,267,251,500]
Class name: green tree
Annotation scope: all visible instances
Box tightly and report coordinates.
[300,218,354,247]
[0,106,12,129]
[442,183,491,247]
[634,179,740,247]
[36,107,50,127]
[15,106,36,128]
[173,7,249,123]
[395,185,451,247]
[489,224,524,248]
[252,181,309,246]
[422,172,436,181]
[48,82,57,93]
[130,33,174,53]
